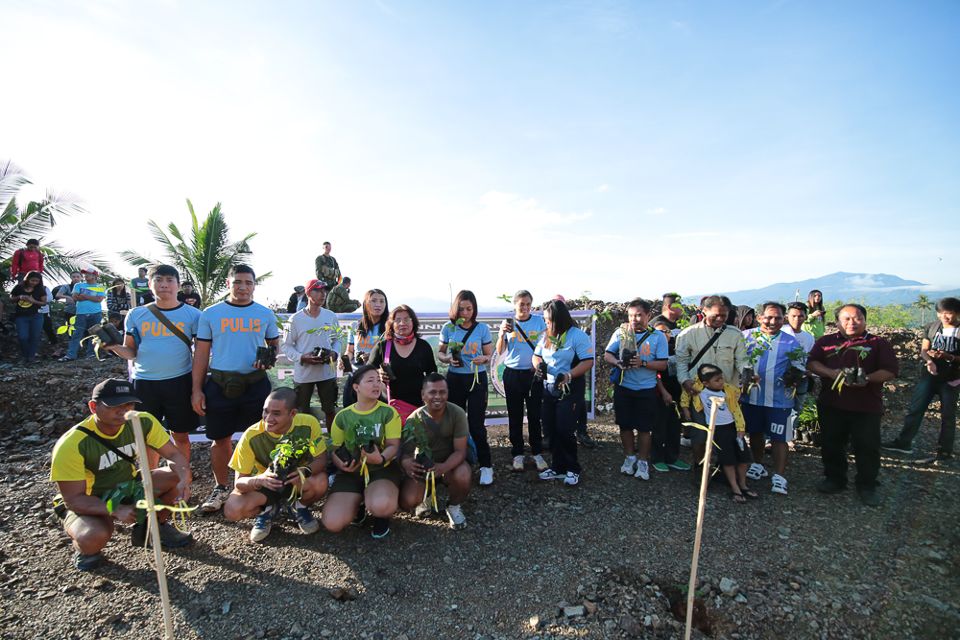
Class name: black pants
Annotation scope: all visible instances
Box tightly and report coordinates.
[819,403,881,488]
[542,389,581,474]
[447,371,490,468]
[503,367,543,456]
[652,375,681,464]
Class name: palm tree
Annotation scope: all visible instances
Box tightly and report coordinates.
[0,161,111,291]
[913,294,932,325]
[121,199,271,306]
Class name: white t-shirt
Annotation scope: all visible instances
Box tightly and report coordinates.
[698,388,734,425]
[782,325,815,353]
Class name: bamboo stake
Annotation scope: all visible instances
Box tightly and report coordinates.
[685,397,721,640]
[127,410,175,640]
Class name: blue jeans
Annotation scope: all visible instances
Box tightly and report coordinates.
[896,372,958,455]
[66,312,103,359]
[14,314,43,361]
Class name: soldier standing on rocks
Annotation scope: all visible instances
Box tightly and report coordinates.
[314,241,341,286]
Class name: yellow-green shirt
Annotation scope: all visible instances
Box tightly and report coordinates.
[50,412,169,497]
[229,413,327,476]
[330,401,401,468]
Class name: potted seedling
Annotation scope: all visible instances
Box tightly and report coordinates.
[335,421,382,467]
[268,434,322,503]
[827,343,871,392]
[780,346,808,396]
[402,417,434,470]
[103,479,146,525]
[617,322,637,368]
[741,334,772,395]
[254,345,277,369]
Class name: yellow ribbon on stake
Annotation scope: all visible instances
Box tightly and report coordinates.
[422,470,438,512]
[134,499,196,536]
[468,362,480,392]
[125,410,176,640]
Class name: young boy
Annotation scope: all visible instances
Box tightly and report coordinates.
[681,364,756,502]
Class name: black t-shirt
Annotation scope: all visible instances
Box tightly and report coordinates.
[925,321,960,381]
[651,315,677,331]
[10,284,42,316]
[368,338,438,407]
[178,292,202,308]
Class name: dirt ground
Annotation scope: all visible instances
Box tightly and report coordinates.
[0,326,957,639]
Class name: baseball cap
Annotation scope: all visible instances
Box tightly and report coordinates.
[306,278,329,292]
[91,379,142,406]
[80,268,99,275]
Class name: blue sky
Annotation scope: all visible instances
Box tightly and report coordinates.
[2,1,958,309]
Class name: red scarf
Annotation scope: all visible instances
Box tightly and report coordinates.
[394,333,415,346]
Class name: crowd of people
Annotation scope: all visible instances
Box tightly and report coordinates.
[34,254,960,573]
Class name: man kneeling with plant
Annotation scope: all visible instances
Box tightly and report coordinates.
[224,388,328,542]
[50,379,192,571]
[399,373,472,529]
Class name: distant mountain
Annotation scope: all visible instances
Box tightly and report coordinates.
[698,272,960,306]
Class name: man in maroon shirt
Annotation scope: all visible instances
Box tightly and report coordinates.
[11,238,44,283]
[807,304,898,506]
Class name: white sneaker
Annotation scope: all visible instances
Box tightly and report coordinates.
[414,498,433,518]
[634,459,650,481]
[771,474,788,495]
[250,505,276,543]
[538,468,564,481]
[479,466,494,486]
[620,456,637,475]
[201,484,230,513]
[532,454,549,471]
[511,455,525,472]
[445,504,467,530]
[680,437,692,448]
[746,463,768,480]
[563,472,580,486]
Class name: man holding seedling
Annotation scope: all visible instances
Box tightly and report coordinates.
[652,292,687,331]
[50,378,192,571]
[741,302,806,495]
[59,268,105,362]
[281,278,341,428]
[101,264,201,479]
[314,241,341,285]
[676,296,747,478]
[192,264,280,513]
[808,304,898,507]
[223,388,328,542]
[605,298,670,480]
[399,374,472,529]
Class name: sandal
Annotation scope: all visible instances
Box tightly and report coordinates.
[740,487,759,499]
[731,491,747,503]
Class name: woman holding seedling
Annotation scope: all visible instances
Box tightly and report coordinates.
[532,299,595,486]
[439,290,495,486]
[803,289,827,338]
[368,304,438,421]
[343,289,389,407]
[496,290,549,473]
[322,365,403,539]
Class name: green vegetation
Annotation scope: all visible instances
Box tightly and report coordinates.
[121,199,270,307]
[0,161,110,290]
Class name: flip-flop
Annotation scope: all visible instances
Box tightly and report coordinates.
[731,492,747,504]
[740,487,760,499]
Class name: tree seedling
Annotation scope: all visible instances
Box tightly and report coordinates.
[402,417,434,470]
[254,345,277,369]
[268,434,322,503]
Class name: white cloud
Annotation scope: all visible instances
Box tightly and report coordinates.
[596,184,610,193]
[646,207,668,216]
[478,191,592,229]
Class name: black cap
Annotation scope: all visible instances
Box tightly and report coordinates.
[91,379,141,406]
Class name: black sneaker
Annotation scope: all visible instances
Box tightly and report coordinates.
[857,486,881,507]
[576,432,597,449]
[74,551,102,572]
[881,440,912,454]
[131,521,194,548]
[351,503,367,527]
[816,478,846,494]
[371,517,390,539]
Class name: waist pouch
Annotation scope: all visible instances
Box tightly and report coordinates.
[211,369,267,399]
